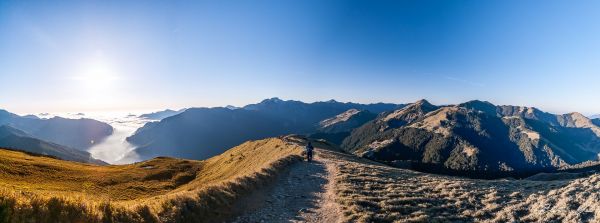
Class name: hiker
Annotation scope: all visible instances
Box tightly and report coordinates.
[305,142,314,162]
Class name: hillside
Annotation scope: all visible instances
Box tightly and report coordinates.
[310,109,378,145]
[0,137,303,223]
[126,108,293,160]
[126,98,402,160]
[0,125,106,165]
[314,144,600,222]
[342,100,600,177]
[227,137,600,222]
[0,109,113,150]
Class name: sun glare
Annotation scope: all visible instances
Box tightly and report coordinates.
[70,55,122,108]
[75,58,118,89]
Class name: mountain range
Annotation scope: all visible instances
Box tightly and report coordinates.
[125,98,403,160]
[139,108,187,120]
[3,98,598,179]
[342,99,600,177]
[125,98,600,177]
[0,109,113,150]
[0,125,106,165]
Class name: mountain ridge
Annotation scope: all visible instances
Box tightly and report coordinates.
[126,98,403,160]
[0,109,113,150]
[139,108,187,120]
[0,137,302,222]
[0,125,106,165]
[342,99,600,177]
[310,109,378,145]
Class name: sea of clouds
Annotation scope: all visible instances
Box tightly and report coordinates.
[38,111,153,164]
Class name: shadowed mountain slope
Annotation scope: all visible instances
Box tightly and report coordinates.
[309,109,378,145]
[0,109,113,150]
[594,118,600,127]
[127,108,291,160]
[0,125,106,165]
[127,98,403,160]
[342,100,600,177]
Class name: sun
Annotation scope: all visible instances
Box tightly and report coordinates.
[83,63,114,88]
[70,55,122,108]
[76,58,118,90]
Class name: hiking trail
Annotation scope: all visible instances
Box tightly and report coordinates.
[231,149,342,223]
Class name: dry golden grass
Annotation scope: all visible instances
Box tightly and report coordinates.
[0,137,303,223]
[0,149,202,201]
[316,145,600,223]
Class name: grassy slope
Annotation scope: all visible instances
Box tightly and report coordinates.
[0,137,302,223]
[316,143,600,223]
[0,149,202,201]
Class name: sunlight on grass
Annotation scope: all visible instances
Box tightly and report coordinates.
[0,137,303,222]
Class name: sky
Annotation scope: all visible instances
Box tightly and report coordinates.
[1,0,599,115]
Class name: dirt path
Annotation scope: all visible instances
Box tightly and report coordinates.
[231,149,341,223]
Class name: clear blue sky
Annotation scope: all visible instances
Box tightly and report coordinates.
[1,0,599,115]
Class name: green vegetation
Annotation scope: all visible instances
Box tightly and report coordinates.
[0,137,302,223]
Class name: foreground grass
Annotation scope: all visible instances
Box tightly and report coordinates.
[0,137,303,223]
[316,145,600,223]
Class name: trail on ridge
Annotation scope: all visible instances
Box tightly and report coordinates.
[232,149,341,223]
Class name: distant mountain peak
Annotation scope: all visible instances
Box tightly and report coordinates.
[460,100,498,115]
[263,97,284,103]
[559,112,600,137]
[381,99,438,123]
[565,112,587,118]
[407,99,437,111]
[463,99,494,106]
[414,99,432,106]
